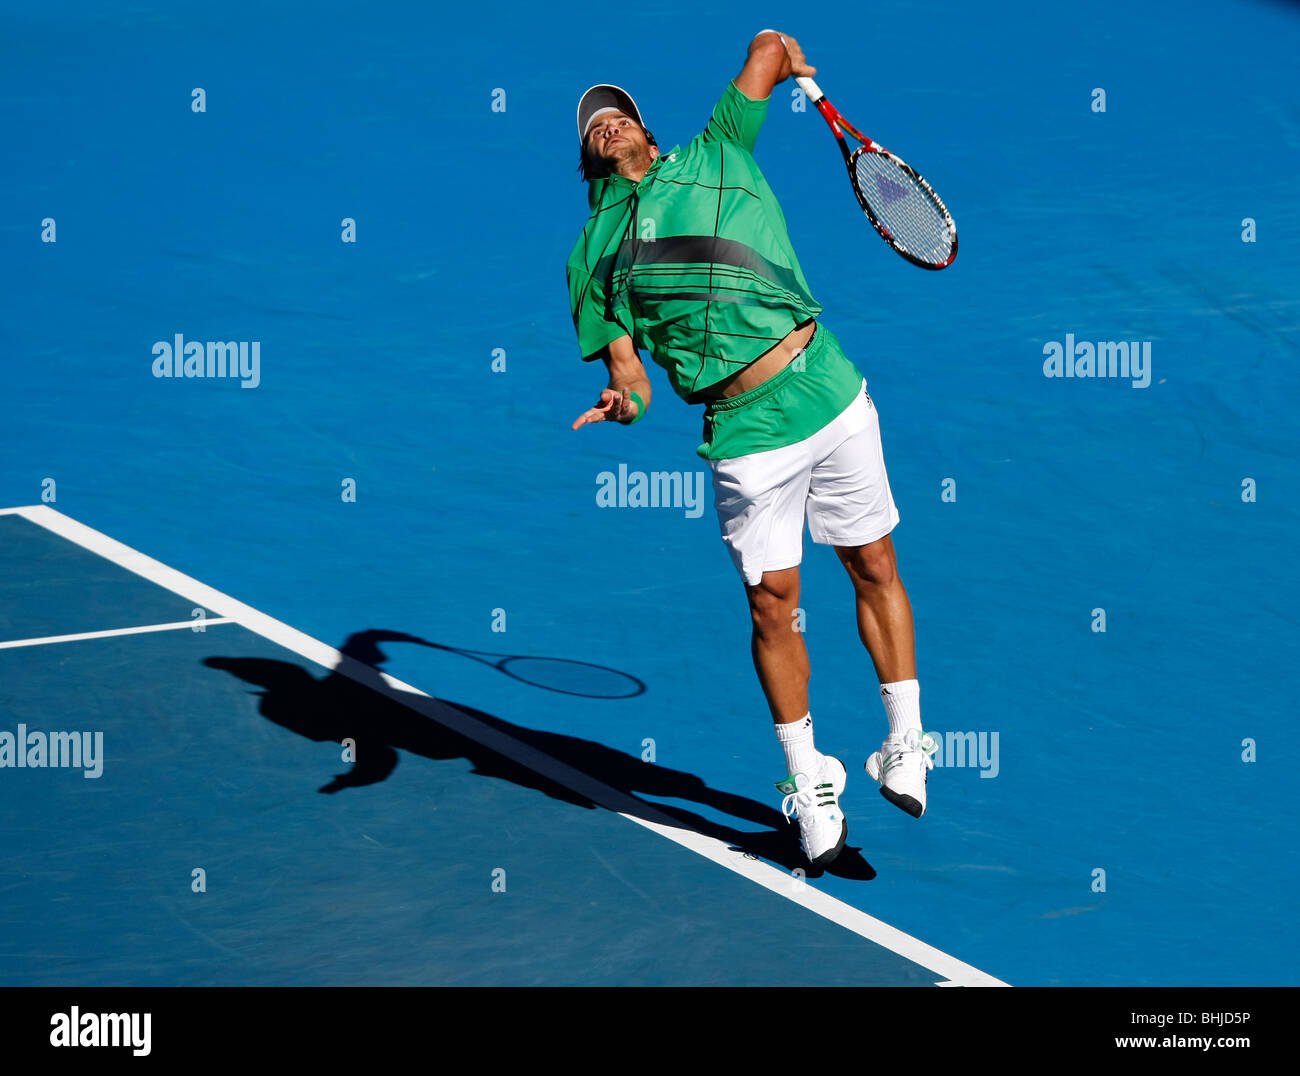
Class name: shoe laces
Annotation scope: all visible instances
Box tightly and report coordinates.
[884,728,939,772]
[780,770,838,822]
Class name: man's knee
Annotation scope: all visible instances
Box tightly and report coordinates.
[747,568,800,637]
[839,534,898,587]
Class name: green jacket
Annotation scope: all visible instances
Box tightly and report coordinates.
[567,80,825,404]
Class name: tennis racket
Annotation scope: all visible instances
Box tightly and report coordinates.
[796,75,957,270]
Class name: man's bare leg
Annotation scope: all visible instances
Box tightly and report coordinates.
[836,532,933,818]
[745,565,808,725]
[833,533,915,683]
[747,563,847,862]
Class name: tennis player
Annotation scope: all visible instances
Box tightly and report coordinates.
[566,30,936,867]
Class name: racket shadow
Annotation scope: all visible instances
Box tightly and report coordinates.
[342,629,647,699]
[202,628,875,880]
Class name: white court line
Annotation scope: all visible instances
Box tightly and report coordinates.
[5,503,1010,987]
[0,619,235,650]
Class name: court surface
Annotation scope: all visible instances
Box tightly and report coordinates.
[1,0,1297,986]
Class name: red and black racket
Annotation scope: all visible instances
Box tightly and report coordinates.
[796,75,957,270]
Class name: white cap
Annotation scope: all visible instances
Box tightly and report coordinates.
[576,84,646,142]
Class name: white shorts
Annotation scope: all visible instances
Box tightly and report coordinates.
[709,380,900,587]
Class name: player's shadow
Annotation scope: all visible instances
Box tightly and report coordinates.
[203,629,875,880]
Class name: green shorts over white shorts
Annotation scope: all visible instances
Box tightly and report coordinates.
[703,323,900,587]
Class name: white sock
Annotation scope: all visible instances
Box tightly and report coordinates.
[880,680,921,738]
[775,713,821,776]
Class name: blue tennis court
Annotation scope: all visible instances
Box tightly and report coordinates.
[1,0,1296,987]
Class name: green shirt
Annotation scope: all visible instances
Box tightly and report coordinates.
[567,80,825,403]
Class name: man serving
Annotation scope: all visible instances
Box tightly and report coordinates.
[566,31,936,867]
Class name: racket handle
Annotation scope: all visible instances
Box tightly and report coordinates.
[795,75,824,103]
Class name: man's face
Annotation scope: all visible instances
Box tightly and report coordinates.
[585,110,659,176]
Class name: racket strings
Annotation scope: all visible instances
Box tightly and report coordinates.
[853,149,955,266]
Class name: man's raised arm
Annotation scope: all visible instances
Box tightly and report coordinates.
[734,30,817,101]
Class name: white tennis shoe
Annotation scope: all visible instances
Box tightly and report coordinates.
[776,755,848,867]
[865,728,939,818]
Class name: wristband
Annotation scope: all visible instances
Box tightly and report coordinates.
[628,390,646,424]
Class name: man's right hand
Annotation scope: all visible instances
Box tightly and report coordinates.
[572,387,639,429]
[780,34,816,79]
[741,31,816,99]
